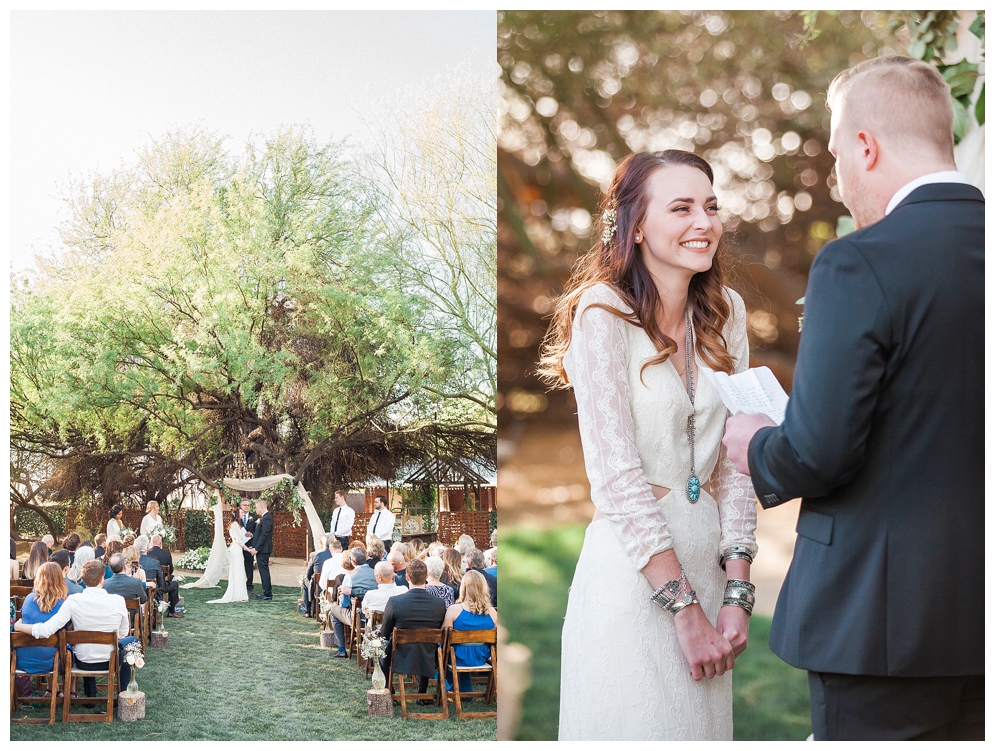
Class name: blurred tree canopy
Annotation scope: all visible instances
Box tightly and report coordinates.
[12,125,495,513]
[497,9,983,424]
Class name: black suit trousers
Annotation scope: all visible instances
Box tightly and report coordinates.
[256,553,271,597]
[808,672,984,740]
[243,549,254,588]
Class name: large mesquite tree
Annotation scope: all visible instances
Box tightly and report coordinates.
[11,126,493,511]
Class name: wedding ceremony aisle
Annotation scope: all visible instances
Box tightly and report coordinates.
[11,584,497,740]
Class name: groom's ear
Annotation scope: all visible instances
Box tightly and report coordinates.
[855,129,880,171]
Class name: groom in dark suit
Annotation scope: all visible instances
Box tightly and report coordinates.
[724,56,983,740]
[247,499,274,600]
[237,498,257,592]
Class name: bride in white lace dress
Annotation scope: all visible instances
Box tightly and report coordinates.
[539,151,758,740]
[207,513,249,604]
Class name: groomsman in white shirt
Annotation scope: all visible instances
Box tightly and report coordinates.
[366,494,396,554]
[329,490,355,549]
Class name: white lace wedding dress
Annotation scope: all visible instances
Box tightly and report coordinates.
[558,284,758,741]
[207,522,249,604]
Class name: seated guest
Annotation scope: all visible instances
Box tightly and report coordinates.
[388,548,408,588]
[145,534,172,574]
[122,534,136,548]
[440,547,463,600]
[10,537,18,581]
[400,542,419,564]
[121,546,147,585]
[92,534,107,560]
[425,556,455,607]
[68,547,95,587]
[102,540,124,580]
[22,540,50,580]
[61,533,81,566]
[41,534,55,555]
[484,547,497,574]
[102,554,147,615]
[362,561,408,619]
[379,559,447,694]
[442,570,498,692]
[137,535,180,617]
[301,535,332,616]
[50,550,83,595]
[318,539,345,592]
[365,536,386,568]
[15,559,139,698]
[455,534,475,557]
[327,548,377,658]
[465,549,497,607]
[16,562,68,697]
[409,538,425,557]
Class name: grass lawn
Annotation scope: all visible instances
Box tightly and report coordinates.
[11,584,496,740]
[501,525,812,741]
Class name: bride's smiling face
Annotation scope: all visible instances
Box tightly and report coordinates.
[635,165,722,282]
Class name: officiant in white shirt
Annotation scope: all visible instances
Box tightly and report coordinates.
[366,494,395,554]
[329,490,355,549]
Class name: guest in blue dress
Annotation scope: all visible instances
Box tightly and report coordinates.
[442,570,497,693]
[16,563,68,694]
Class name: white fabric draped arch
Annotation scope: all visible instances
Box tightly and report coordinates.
[180,474,325,589]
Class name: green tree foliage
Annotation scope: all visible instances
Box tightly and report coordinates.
[12,126,494,511]
[367,75,497,429]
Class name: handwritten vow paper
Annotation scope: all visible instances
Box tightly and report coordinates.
[704,366,788,424]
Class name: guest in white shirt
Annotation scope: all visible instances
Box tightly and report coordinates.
[319,539,346,591]
[366,494,396,553]
[362,561,408,620]
[329,490,355,549]
[14,559,140,696]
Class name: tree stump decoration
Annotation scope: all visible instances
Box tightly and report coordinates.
[118,690,146,722]
[367,688,393,717]
[150,631,169,648]
[320,631,336,649]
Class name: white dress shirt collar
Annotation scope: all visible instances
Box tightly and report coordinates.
[886,170,971,215]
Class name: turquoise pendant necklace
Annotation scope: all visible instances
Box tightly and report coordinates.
[683,309,700,503]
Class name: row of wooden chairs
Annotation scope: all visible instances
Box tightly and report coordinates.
[386,627,497,720]
[11,630,120,724]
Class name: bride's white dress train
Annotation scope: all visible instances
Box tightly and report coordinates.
[207,522,248,604]
[558,284,758,740]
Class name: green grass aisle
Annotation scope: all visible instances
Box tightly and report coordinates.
[501,525,812,741]
[11,585,496,740]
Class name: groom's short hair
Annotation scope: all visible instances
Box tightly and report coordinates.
[828,55,954,161]
[255,499,268,509]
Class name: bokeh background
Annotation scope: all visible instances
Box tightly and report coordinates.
[496,10,985,740]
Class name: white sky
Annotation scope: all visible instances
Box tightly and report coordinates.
[9,10,496,273]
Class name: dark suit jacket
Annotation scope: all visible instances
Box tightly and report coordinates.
[748,183,984,677]
[307,549,331,580]
[241,512,257,540]
[381,587,447,678]
[139,553,165,591]
[480,569,498,608]
[250,512,273,556]
[103,571,147,605]
[146,546,173,573]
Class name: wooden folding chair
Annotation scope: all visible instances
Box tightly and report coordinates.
[445,628,497,719]
[62,630,118,722]
[388,627,448,720]
[10,632,63,725]
[123,598,144,649]
[10,586,33,599]
[14,579,34,588]
[352,595,367,667]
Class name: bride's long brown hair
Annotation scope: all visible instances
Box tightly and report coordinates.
[538,150,736,386]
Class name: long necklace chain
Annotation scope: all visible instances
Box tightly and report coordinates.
[684,309,701,503]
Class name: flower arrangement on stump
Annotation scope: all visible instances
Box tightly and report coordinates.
[151,600,170,647]
[361,632,388,691]
[123,642,146,694]
[317,595,337,648]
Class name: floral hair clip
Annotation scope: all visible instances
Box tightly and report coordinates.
[601,208,617,245]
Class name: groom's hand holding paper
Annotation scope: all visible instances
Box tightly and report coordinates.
[709,366,785,474]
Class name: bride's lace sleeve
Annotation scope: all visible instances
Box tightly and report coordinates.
[709,288,759,561]
[565,285,673,571]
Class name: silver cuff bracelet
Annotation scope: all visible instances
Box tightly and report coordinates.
[719,545,754,570]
